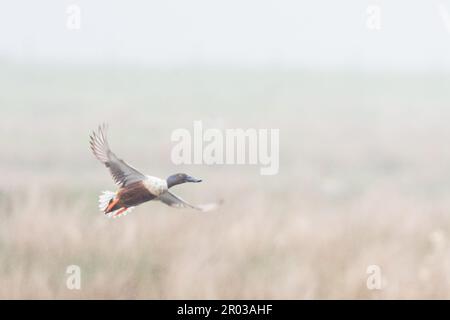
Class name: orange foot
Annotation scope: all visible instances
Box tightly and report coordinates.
[114,207,128,217]
[105,198,120,213]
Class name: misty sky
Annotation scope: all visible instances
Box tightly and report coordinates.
[1,0,450,71]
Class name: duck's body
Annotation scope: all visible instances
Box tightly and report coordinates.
[105,180,160,212]
[90,124,216,218]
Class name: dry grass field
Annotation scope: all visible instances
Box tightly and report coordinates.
[1,63,450,298]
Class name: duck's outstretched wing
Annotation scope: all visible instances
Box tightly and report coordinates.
[89,124,146,187]
[158,191,219,212]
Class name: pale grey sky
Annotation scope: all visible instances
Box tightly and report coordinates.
[1,0,450,71]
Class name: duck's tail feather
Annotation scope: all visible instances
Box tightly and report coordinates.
[99,191,116,212]
[98,191,135,218]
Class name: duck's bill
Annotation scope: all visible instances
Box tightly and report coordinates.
[186,176,202,183]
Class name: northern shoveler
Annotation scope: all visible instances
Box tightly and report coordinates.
[89,124,217,218]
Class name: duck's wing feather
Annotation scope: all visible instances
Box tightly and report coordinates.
[158,191,218,212]
[89,124,146,187]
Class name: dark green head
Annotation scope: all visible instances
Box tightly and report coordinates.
[166,173,202,188]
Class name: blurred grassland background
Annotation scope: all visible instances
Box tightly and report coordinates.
[1,62,450,298]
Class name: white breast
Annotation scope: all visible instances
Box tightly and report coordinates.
[143,176,168,196]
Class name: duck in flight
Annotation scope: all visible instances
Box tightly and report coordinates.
[89,124,217,218]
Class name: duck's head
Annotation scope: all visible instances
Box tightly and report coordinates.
[166,173,202,188]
